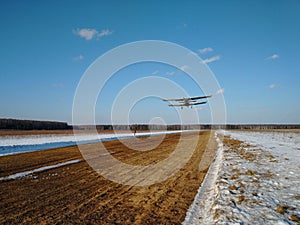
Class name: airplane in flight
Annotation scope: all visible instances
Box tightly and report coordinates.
[162,95,211,109]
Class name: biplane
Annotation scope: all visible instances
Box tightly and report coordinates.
[162,95,211,109]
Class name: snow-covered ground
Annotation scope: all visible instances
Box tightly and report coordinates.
[183,130,225,224]
[0,130,183,156]
[184,130,300,225]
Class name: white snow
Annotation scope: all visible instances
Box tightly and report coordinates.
[0,130,184,156]
[183,130,225,225]
[0,159,82,181]
[0,133,94,147]
[184,130,300,225]
[0,130,182,147]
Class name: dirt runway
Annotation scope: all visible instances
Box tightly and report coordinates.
[0,131,216,224]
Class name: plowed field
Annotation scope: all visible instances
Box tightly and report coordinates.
[0,131,216,224]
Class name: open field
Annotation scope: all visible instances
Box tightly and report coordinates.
[0,131,215,224]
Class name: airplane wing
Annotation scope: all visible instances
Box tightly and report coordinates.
[168,103,186,107]
[162,98,186,102]
[162,95,211,102]
[168,101,207,107]
[189,95,212,100]
[190,101,207,105]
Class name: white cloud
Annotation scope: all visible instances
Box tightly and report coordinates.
[216,88,224,95]
[180,65,189,72]
[73,54,84,61]
[73,28,113,40]
[265,54,279,60]
[198,47,213,54]
[200,55,221,64]
[73,28,97,40]
[97,29,113,38]
[269,84,276,89]
[166,71,175,75]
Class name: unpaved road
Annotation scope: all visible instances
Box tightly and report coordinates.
[0,131,216,224]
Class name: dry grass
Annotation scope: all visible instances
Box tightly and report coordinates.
[290,214,300,222]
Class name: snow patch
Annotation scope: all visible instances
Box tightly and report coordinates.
[0,130,184,156]
[0,159,82,181]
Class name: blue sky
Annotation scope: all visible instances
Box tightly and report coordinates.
[0,0,299,124]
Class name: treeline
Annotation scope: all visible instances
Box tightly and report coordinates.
[73,124,200,131]
[74,124,300,130]
[1,118,300,130]
[0,119,71,130]
[73,124,171,131]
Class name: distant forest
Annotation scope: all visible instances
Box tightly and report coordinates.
[0,119,71,130]
[0,118,299,130]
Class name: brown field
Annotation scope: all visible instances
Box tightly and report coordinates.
[0,131,215,224]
